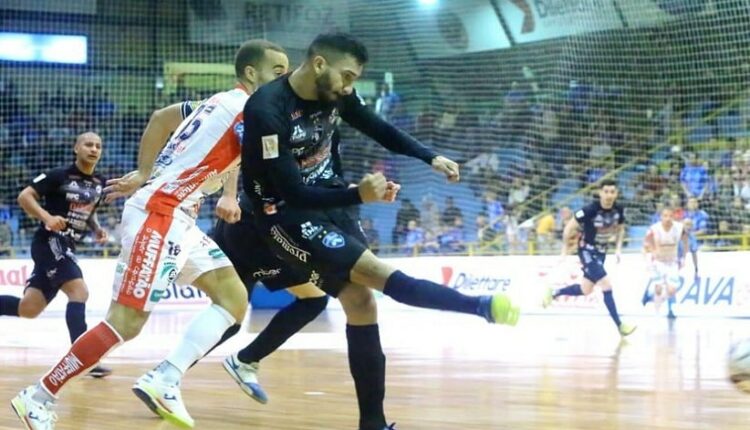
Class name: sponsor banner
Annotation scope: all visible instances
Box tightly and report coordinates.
[187,0,349,49]
[374,253,750,317]
[619,0,716,29]
[399,0,511,59]
[496,0,623,44]
[2,0,97,15]
[2,251,748,316]
[0,260,209,314]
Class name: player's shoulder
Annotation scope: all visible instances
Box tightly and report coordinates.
[246,76,291,110]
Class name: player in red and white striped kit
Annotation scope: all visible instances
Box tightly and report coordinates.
[11,39,289,430]
[642,207,688,319]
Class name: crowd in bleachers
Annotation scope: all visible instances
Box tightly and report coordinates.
[1,70,750,257]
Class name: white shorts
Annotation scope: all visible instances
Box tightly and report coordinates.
[111,203,233,311]
[650,260,680,290]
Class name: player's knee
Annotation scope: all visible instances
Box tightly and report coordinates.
[339,285,376,314]
[106,306,148,341]
[18,300,45,318]
[65,286,89,303]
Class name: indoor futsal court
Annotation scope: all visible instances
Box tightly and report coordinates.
[3,0,750,429]
[1,310,750,429]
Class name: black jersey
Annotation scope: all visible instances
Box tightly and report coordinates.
[574,200,625,252]
[29,164,105,243]
[241,75,436,213]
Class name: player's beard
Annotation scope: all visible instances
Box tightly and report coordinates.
[315,70,338,102]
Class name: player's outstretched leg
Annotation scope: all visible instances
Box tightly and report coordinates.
[600,284,635,337]
[377,270,519,325]
[0,295,20,316]
[224,293,328,404]
[135,267,247,428]
[11,307,137,430]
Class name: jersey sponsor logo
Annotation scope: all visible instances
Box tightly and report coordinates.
[300,222,324,240]
[575,210,584,218]
[130,228,164,299]
[291,124,306,143]
[33,173,47,183]
[322,231,345,249]
[270,225,310,262]
[309,270,322,288]
[262,134,279,159]
[66,192,80,201]
[167,241,182,256]
[46,352,84,387]
[290,109,303,120]
[234,121,244,142]
[252,268,282,279]
[69,181,79,190]
[46,268,58,279]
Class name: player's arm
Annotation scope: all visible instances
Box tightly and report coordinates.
[18,171,67,232]
[244,106,384,209]
[86,212,108,244]
[104,103,187,200]
[215,168,241,223]
[679,230,689,268]
[643,229,655,255]
[615,224,625,261]
[17,186,66,232]
[340,92,459,182]
[561,217,580,257]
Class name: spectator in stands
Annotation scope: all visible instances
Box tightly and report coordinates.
[476,213,498,247]
[714,220,734,248]
[685,198,709,236]
[393,198,420,246]
[482,189,504,231]
[374,83,400,120]
[441,196,463,228]
[439,216,467,254]
[726,197,750,233]
[361,218,380,255]
[554,206,573,241]
[535,210,556,252]
[421,229,441,255]
[680,152,711,200]
[638,164,668,201]
[666,193,685,220]
[0,220,11,256]
[403,219,425,255]
[508,177,530,209]
[732,167,750,204]
[420,196,440,235]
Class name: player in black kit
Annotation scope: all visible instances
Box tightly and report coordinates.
[0,132,112,377]
[241,32,519,430]
[543,179,636,337]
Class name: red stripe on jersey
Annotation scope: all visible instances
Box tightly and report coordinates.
[116,211,173,310]
[146,113,243,215]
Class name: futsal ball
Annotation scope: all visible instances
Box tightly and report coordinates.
[727,339,750,393]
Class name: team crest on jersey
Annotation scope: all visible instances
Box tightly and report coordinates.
[233,121,244,141]
[262,134,279,159]
[322,231,345,248]
[291,124,306,143]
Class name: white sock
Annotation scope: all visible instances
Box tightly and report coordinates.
[161,304,236,381]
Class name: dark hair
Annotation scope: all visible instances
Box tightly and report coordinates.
[307,32,368,64]
[234,39,286,79]
[599,178,617,188]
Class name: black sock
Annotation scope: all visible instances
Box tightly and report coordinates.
[65,302,87,343]
[602,290,622,327]
[238,296,328,364]
[189,323,241,370]
[553,284,583,298]
[0,296,20,316]
[383,270,481,316]
[347,324,386,430]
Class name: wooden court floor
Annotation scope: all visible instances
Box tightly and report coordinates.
[1,309,750,429]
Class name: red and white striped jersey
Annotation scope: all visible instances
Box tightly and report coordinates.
[128,87,247,217]
[648,221,684,263]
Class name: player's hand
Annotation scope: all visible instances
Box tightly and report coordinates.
[215,196,241,224]
[94,228,109,244]
[44,215,67,232]
[383,181,401,203]
[104,171,148,203]
[678,258,685,270]
[431,156,460,183]
[358,173,387,203]
[615,251,622,264]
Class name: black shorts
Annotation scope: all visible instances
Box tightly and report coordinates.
[25,232,83,303]
[212,215,311,293]
[578,246,607,283]
[256,205,368,297]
